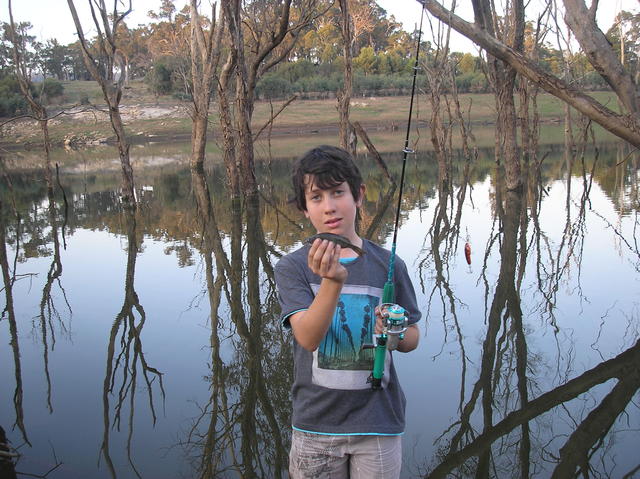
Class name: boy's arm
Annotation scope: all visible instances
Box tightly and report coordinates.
[289,239,346,352]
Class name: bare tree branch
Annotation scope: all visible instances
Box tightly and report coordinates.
[418,0,640,148]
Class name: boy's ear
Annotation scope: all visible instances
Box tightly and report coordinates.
[356,184,366,207]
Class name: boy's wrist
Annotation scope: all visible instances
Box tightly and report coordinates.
[321,276,345,287]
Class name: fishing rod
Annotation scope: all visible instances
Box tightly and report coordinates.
[370,6,425,390]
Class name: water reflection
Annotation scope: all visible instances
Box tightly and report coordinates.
[0,198,29,447]
[101,208,165,478]
[0,141,639,478]
[38,193,70,416]
[183,167,290,478]
[426,338,640,478]
[417,149,640,477]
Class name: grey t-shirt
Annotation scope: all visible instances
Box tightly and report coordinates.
[275,239,421,435]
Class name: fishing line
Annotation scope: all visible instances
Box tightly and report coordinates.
[370,5,425,390]
[385,6,425,295]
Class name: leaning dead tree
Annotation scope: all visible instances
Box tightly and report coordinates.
[418,0,640,149]
[7,2,53,198]
[66,0,136,206]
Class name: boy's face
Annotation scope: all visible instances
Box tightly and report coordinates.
[303,175,364,242]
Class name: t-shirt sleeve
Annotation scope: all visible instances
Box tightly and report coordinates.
[274,253,314,328]
[394,255,421,325]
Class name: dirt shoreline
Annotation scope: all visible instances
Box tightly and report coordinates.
[0,117,417,151]
[1,89,574,152]
[1,115,540,152]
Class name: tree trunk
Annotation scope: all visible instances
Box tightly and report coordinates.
[217,57,242,199]
[67,0,136,207]
[189,0,224,171]
[497,83,522,190]
[108,106,136,205]
[190,114,209,171]
[223,0,259,197]
[222,0,305,197]
[338,0,354,155]
[471,0,524,191]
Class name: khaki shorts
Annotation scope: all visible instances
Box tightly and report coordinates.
[289,429,402,479]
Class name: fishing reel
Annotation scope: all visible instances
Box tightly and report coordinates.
[378,303,408,351]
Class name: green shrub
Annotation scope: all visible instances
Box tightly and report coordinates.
[35,78,64,103]
[456,72,488,93]
[146,56,188,97]
[0,75,29,116]
[256,74,293,99]
[295,74,342,93]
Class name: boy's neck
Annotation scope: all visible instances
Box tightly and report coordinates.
[340,233,363,258]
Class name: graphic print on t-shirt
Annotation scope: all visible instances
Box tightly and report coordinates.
[318,292,377,370]
[309,284,390,390]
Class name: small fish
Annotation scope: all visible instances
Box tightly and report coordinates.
[304,233,365,256]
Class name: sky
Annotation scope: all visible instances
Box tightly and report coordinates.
[1,0,638,53]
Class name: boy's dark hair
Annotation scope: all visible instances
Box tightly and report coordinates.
[292,145,363,211]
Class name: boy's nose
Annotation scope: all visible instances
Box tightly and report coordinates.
[322,197,336,212]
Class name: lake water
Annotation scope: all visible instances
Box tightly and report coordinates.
[1,136,639,478]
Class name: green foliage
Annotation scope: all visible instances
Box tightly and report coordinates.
[67,42,91,81]
[354,46,377,75]
[39,78,64,101]
[147,62,173,95]
[458,53,479,75]
[0,74,29,116]
[1,21,40,75]
[277,60,316,83]
[256,73,293,100]
[41,39,73,80]
[146,56,187,96]
[377,52,411,74]
[354,73,413,96]
[455,72,489,93]
[581,71,609,90]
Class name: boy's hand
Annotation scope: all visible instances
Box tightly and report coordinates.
[308,239,347,283]
[374,305,420,352]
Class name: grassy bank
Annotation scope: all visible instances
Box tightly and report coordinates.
[0,79,621,150]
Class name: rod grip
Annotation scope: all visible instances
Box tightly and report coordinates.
[371,336,387,390]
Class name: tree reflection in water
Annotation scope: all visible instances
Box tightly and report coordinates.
[183,167,290,478]
[0,198,29,447]
[1,143,639,477]
[101,208,165,478]
[420,152,640,477]
[1,175,71,448]
[37,192,71,415]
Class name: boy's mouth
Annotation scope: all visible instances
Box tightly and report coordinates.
[324,218,341,228]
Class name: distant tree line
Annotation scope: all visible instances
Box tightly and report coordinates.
[1,0,639,115]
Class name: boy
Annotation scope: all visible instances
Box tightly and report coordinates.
[274,145,421,478]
